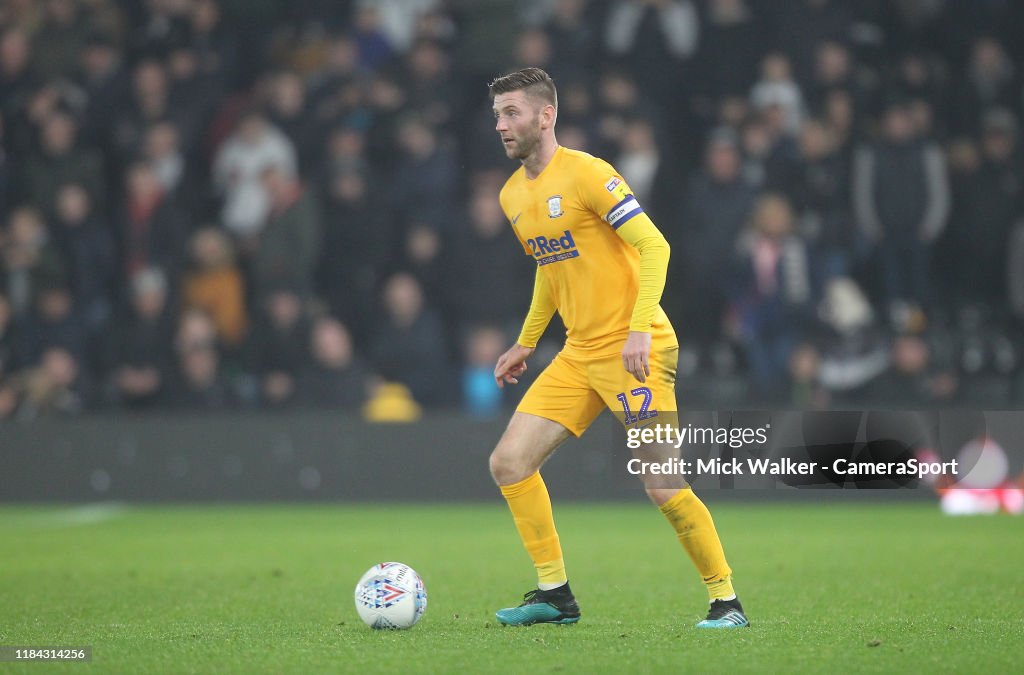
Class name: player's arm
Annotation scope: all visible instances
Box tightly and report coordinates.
[495,267,556,388]
[616,213,670,334]
[582,165,669,383]
[616,213,670,383]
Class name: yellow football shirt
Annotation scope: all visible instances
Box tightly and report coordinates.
[499,146,676,358]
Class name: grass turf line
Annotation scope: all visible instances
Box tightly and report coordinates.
[0,503,1021,674]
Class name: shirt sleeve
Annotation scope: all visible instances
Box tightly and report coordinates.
[578,160,670,332]
[616,213,670,332]
[517,266,556,348]
[577,160,646,231]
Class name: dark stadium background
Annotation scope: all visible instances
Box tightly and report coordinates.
[1,0,1024,501]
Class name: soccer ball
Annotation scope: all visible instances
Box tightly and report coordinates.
[354,562,427,629]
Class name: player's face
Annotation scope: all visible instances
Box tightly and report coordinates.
[493,91,544,160]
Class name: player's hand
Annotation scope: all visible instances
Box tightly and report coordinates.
[494,343,534,388]
[622,331,652,383]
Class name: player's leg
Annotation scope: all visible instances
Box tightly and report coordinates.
[592,345,749,628]
[491,354,604,626]
[653,473,749,628]
[490,410,573,593]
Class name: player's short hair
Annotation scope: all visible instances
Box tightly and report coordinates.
[488,67,557,110]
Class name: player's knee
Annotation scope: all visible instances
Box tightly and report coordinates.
[488,449,514,484]
[645,486,685,507]
[489,447,527,486]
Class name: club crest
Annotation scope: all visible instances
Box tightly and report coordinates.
[547,195,563,218]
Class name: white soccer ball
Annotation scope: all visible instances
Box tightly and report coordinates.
[354,562,427,629]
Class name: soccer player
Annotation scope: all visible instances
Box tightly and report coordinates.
[488,68,748,629]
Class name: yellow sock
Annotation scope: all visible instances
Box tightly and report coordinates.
[500,472,566,588]
[659,488,735,601]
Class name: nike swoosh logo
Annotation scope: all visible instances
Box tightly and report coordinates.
[511,212,522,226]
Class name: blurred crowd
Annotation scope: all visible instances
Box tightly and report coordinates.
[1,0,1024,420]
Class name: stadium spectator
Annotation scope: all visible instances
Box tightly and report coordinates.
[727,193,814,399]
[363,74,407,172]
[142,121,194,206]
[821,87,855,157]
[740,106,799,191]
[80,0,125,46]
[182,227,248,349]
[31,0,89,81]
[117,161,188,286]
[370,272,449,406]
[511,27,555,79]
[263,69,320,174]
[306,35,363,127]
[807,41,857,111]
[692,0,763,103]
[251,166,321,299]
[78,33,128,151]
[547,80,597,145]
[853,99,949,327]
[814,277,889,405]
[14,281,85,369]
[952,109,1022,310]
[51,182,115,335]
[351,3,399,67]
[677,128,756,340]
[0,206,66,320]
[111,59,177,170]
[886,52,946,133]
[124,0,193,59]
[189,0,239,86]
[613,116,679,227]
[105,267,174,410]
[165,307,235,411]
[0,345,88,420]
[318,125,370,189]
[783,118,855,281]
[594,70,664,163]
[604,0,699,92]
[750,53,805,136]
[0,28,37,124]
[953,37,1019,136]
[357,0,439,55]
[247,286,311,408]
[401,223,445,312]
[533,0,599,85]
[788,343,826,409]
[316,167,391,342]
[389,114,459,229]
[937,136,982,302]
[866,333,957,407]
[23,111,105,218]
[165,42,221,153]
[400,39,460,132]
[462,323,507,417]
[445,185,531,332]
[212,110,297,240]
[776,0,853,83]
[297,315,371,408]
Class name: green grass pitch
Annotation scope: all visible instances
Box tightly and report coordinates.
[1,501,1021,674]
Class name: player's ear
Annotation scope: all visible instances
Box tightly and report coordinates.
[541,104,556,130]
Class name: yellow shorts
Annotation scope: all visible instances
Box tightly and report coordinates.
[517,344,679,437]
